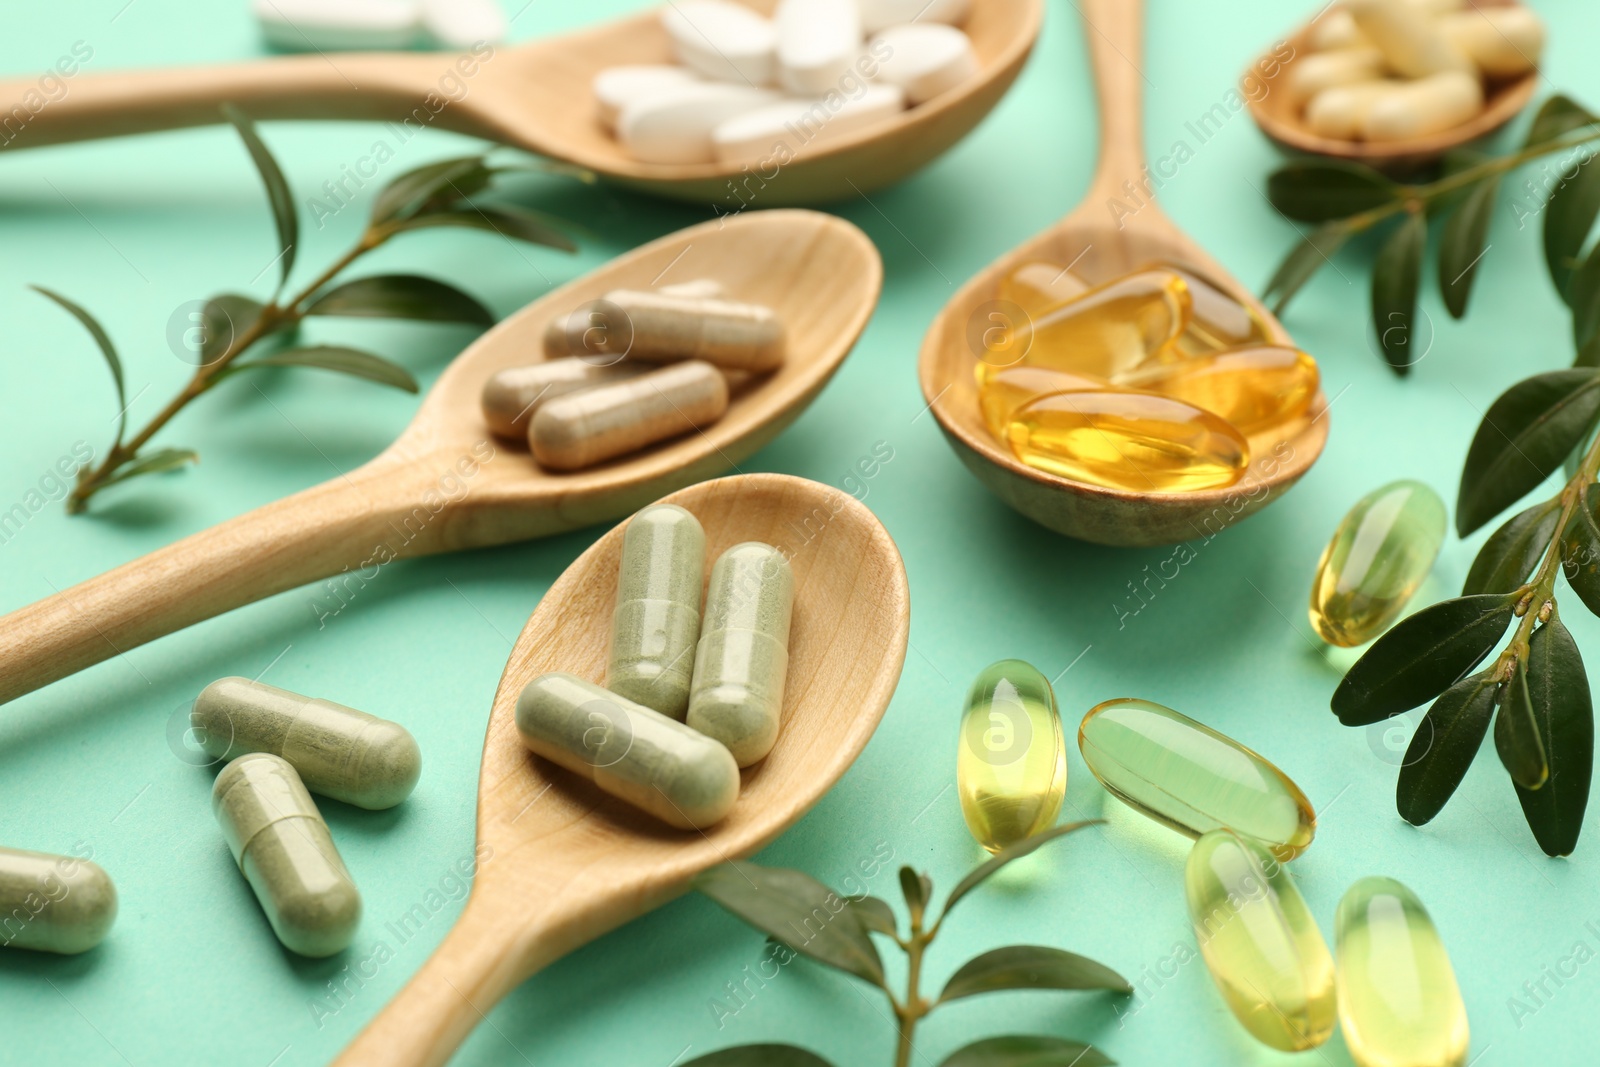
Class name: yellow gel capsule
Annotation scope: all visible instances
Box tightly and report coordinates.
[1146,264,1271,356]
[1309,480,1447,647]
[976,365,1105,436]
[999,261,1090,319]
[1005,390,1248,492]
[957,660,1066,853]
[1002,269,1192,378]
[1078,698,1316,859]
[1186,829,1336,1051]
[1336,877,1469,1067]
[1117,345,1321,436]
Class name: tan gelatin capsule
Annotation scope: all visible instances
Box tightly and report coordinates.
[1362,71,1484,143]
[688,542,795,767]
[193,677,421,810]
[530,361,730,472]
[1346,0,1471,78]
[1439,7,1544,78]
[1307,8,1365,52]
[213,753,361,957]
[976,365,1105,437]
[1306,80,1404,140]
[481,358,646,439]
[1287,47,1387,105]
[1117,345,1320,435]
[0,846,116,955]
[609,503,706,719]
[515,672,740,829]
[545,289,785,372]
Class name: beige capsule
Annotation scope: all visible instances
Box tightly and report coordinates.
[1306,80,1402,140]
[531,360,730,471]
[1362,71,1484,142]
[1307,8,1365,52]
[1287,48,1386,105]
[481,358,647,439]
[0,846,117,955]
[1346,0,1472,78]
[543,289,785,372]
[1439,8,1544,78]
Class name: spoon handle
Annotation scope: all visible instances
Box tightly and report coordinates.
[1077,0,1148,200]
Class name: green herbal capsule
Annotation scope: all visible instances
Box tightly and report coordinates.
[957,660,1067,853]
[1336,877,1469,1067]
[516,672,740,829]
[687,542,795,766]
[1310,480,1446,647]
[213,753,362,958]
[608,504,706,719]
[1078,698,1316,860]
[193,677,421,810]
[1186,829,1336,1052]
[0,846,117,955]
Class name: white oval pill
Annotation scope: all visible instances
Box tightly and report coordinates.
[713,83,905,164]
[1286,47,1386,106]
[1362,70,1483,142]
[1305,80,1402,140]
[860,0,970,35]
[593,65,704,130]
[775,0,864,97]
[253,0,421,51]
[661,0,778,86]
[1438,8,1544,79]
[870,23,978,106]
[420,0,505,48]
[1346,0,1471,78]
[619,83,782,164]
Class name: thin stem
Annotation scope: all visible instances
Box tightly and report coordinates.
[893,909,931,1067]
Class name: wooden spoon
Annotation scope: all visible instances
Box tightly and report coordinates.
[0,0,1042,206]
[331,471,909,1067]
[1247,0,1538,170]
[917,0,1328,548]
[0,209,880,705]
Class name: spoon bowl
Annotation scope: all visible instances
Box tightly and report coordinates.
[0,0,1043,206]
[1246,0,1537,170]
[919,0,1327,547]
[0,209,880,704]
[330,472,909,1067]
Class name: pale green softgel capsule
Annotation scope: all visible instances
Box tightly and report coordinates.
[687,542,795,767]
[516,672,740,829]
[193,677,421,810]
[1310,480,1446,647]
[213,753,362,958]
[957,660,1067,853]
[608,504,706,719]
[0,846,117,955]
[1336,877,1469,1067]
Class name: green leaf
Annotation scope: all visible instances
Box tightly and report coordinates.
[1517,619,1594,855]
[1397,672,1498,825]
[98,447,199,490]
[391,204,577,252]
[695,863,885,988]
[682,1046,834,1067]
[1570,243,1600,350]
[898,866,931,922]
[1496,657,1550,790]
[305,274,494,327]
[1371,210,1427,375]
[937,1036,1115,1067]
[1464,500,1562,597]
[31,285,127,447]
[200,294,265,364]
[1263,223,1352,314]
[1457,368,1600,536]
[845,896,899,939]
[940,822,1100,920]
[221,104,297,291]
[1543,152,1600,302]
[221,345,419,393]
[1524,94,1599,150]
[370,155,492,224]
[1438,176,1499,319]
[1267,160,1401,223]
[936,946,1132,1004]
[1561,484,1600,618]
[1578,330,1600,370]
[1332,595,1517,725]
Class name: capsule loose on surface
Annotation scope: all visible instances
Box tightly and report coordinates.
[1079,698,1317,859]
[1439,8,1544,78]
[0,846,117,955]
[530,361,730,472]
[1346,0,1471,79]
[1116,345,1320,436]
[1008,269,1192,379]
[1005,389,1250,492]
[957,660,1066,853]
[193,678,421,810]
[687,542,795,767]
[481,358,647,440]
[1309,479,1446,647]
[977,365,1105,437]
[516,672,741,829]
[1186,829,1336,1051]
[609,504,706,719]
[213,753,362,957]
[1337,877,1469,1067]
[1362,71,1483,142]
[544,289,786,373]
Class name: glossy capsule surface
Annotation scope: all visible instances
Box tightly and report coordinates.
[1158,265,1272,356]
[998,261,1089,319]
[1079,698,1316,859]
[1309,480,1446,647]
[0,846,117,955]
[996,269,1191,379]
[957,660,1066,852]
[976,365,1105,437]
[1336,878,1469,1067]
[1005,389,1249,492]
[1117,345,1320,435]
[1186,829,1336,1051]
[609,504,706,719]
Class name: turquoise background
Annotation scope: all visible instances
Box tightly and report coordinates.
[1,0,1597,1063]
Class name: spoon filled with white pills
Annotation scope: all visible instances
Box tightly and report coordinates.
[0,0,1042,205]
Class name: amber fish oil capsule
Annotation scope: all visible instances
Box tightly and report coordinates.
[1006,269,1192,379]
[213,753,362,957]
[1336,877,1469,1067]
[957,660,1066,853]
[530,360,730,471]
[1186,829,1336,1051]
[1078,698,1316,859]
[544,289,786,372]
[1116,345,1320,436]
[609,503,706,719]
[193,677,421,810]
[1309,480,1446,647]
[481,358,646,439]
[976,365,1105,437]
[516,672,740,829]
[0,846,117,955]
[688,542,795,766]
[998,261,1089,319]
